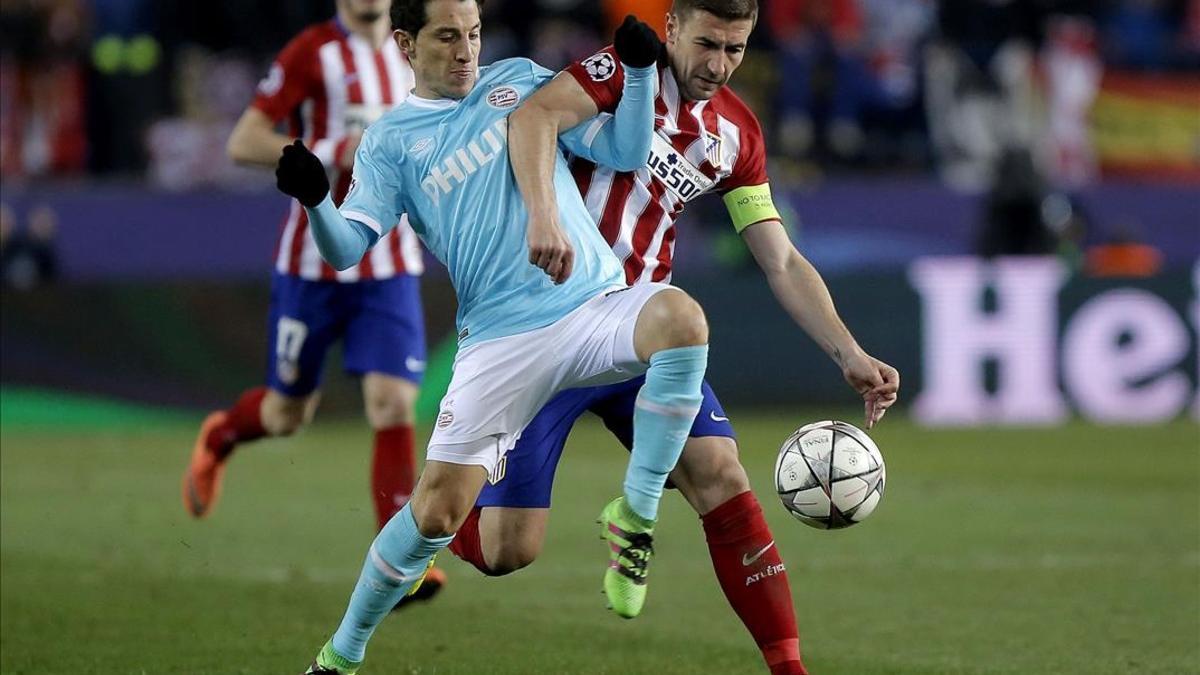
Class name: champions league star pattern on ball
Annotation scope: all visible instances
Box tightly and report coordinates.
[775,420,886,530]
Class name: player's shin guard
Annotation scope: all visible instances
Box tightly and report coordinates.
[329,504,454,663]
[625,345,707,521]
[701,491,806,675]
[371,425,416,530]
[207,386,268,458]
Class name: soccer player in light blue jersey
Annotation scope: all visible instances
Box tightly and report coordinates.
[276,2,706,673]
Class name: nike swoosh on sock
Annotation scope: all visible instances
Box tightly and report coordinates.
[742,540,775,566]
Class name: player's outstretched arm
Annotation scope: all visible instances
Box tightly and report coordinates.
[558,16,660,171]
[742,219,900,428]
[276,140,378,270]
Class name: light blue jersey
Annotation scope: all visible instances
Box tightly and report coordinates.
[339,58,625,347]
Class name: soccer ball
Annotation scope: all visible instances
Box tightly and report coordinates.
[774,420,886,530]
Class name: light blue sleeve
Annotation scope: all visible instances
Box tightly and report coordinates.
[339,126,404,238]
[304,126,405,270]
[558,63,656,172]
[304,195,379,271]
[526,59,556,86]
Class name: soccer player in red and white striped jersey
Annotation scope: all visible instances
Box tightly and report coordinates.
[449,1,900,671]
[565,30,772,286]
[254,9,424,282]
[181,0,444,603]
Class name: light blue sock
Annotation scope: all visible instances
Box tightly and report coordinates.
[329,504,454,663]
[625,344,708,522]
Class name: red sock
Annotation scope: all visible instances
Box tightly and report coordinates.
[702,491,807,675]
[371,425,416,530]
[446,506,500,575]
[206,386,268,459]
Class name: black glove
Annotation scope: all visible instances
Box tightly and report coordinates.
[613,14,661,68]
[275,139,330,208]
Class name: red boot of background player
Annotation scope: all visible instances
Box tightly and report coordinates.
[181,387,268,518]
[181,412,231,518]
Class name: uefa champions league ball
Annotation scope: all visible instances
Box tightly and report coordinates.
[774,420,886,529]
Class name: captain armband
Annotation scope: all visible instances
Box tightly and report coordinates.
[722,183,781,234]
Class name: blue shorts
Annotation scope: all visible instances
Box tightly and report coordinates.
[265,272,425,397]
[476,376,734,509]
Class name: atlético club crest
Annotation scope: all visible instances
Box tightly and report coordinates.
[704,130,723,168]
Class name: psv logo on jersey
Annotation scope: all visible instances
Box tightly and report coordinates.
[486,85,520,109]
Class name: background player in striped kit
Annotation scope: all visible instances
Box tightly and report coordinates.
[446,0,901,672]
[180,0,445,602]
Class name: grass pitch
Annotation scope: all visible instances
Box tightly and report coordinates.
[1,408,1197,674]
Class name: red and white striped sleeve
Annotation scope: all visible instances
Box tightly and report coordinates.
[564,46,626,114]
[718,109,781,232]
[720,112,770,193]
[251,33,317,124]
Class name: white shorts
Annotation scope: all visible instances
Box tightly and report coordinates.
[426,282,678,473]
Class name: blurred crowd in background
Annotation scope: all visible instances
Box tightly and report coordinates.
[0,0,1197,287]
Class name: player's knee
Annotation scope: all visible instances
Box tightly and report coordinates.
[707,452,751,495]
[674,439,750,512]
[412,506,462,539]
[365,394,416,428]
[660,291,708,349]
[486,542,540,576]
[363,376,418,429]
[636,290,709,360]
[262,401,310,436]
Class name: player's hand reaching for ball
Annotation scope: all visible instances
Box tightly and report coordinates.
[276,139,330,208]
[527,212,575,284]
[839,349,900,430]
[613,15,661,68]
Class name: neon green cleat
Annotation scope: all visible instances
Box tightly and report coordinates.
[304,641,360,675]
[406,554,438,598]
[598,497,656,619]
[391,554,444,612]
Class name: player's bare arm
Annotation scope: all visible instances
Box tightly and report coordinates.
[508,75,597,284]
[741,218,900,428]
[508,15,660,284]
[228,108,360,171]
[509,74,599,213]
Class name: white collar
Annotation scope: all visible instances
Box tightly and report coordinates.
[404,93,461,110]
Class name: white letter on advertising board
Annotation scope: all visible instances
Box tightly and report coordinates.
[909,257,1068,426]
[1063,290,1191,423]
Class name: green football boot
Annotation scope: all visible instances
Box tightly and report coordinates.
[598,496,656,619]
[304,641,360,675]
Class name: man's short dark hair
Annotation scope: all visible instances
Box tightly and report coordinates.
[670,0,758,22]
[391,0,484,36]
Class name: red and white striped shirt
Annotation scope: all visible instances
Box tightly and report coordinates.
[253,20,423,282]
[565,47,772,284]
